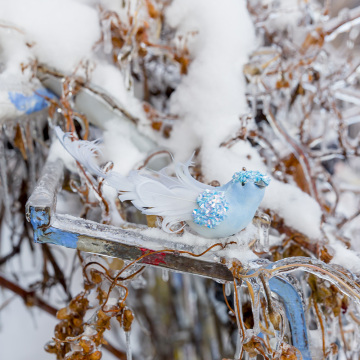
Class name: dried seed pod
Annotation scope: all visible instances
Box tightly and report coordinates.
[90,270,103,284]
[89,350,102,360]
[57,307,70,320]
[269,310,281,331]
[123,309,134,332]
[44,341,58,354]
[79,337,95,354]
[279,345,299,360]
[96,310,111,330]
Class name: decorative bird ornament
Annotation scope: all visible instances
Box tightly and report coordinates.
[55,127,270,239]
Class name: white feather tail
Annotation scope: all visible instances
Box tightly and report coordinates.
[55,127,212,233]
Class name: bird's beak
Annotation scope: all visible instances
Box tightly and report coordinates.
[254,179,267,189]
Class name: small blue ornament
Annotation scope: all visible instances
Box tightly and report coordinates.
[192,189,229,228]
[8,88,56,114]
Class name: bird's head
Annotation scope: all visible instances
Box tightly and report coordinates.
[231,168,271,191]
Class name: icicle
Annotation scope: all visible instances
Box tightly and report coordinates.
[253,212,271,252]
[101,17,113,54]
[233,285,244,359]
[125,330,132,360]
[162,269,169,282]
[0,129,11,222]
[246,278,261,337]
[130,275,147,289]
[234,332,242,360]
[26,120,36,192]
[225,282,231,297]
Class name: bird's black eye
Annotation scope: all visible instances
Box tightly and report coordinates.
[241,182,245,186]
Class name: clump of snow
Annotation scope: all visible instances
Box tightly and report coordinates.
[200,141,267,184]
[164,0,256,158]
[262,180,323,240]
[0,0,101,73]
[0,30,31,76]
[0,26,40,118]
[0,0,102,120]
[102,118,146,175]
[48,137,78,172]
[330,241,360,274]
[90,63,147,126]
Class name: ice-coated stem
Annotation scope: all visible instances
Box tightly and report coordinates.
[246,278,261,336]
[233,283,245,358]
[265,258,360,305]
[225,282,231,297]
[234,332,242,360]
[126,330,132,360]
[0,129,10,222]
[263,102,323,210]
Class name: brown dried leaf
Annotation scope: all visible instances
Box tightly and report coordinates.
[13,124,27,160]
[282,153,310,194]
[145,0,159,19]
[151,121,162,131]
[57,307,70,320]
[123,309,134,332]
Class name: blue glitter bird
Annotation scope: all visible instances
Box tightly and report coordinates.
[55,127,270,239]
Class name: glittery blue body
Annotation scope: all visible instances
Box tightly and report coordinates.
[192,190,229,229]
[189,172,270,238]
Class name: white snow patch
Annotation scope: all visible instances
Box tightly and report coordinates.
[91,63,147,125]
[0,28,41,118]
[262,180,322,240]
[330,242,360,274]
[0,0,101,73]
[102,118,146,175]
[48,137,78,172]
[164,0,257,157]
[200,141,267,184]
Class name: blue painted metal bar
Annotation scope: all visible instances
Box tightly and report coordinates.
[269,276,311,360]
[29,207,79,248]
